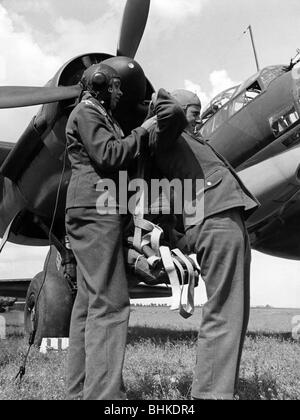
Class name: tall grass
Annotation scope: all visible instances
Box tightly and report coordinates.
[0,308,300,400]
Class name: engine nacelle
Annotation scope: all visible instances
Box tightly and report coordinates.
[238,146,300,226]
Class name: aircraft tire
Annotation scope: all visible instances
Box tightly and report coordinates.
[24,270,74,346]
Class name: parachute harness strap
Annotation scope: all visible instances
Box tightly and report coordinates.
[132,159,201,318]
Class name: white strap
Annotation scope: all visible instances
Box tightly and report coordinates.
[159,246,182,311]
[188,253,201,272]
[147,255,161,267]
[133,217,163,255]
[150,226,163,255]
[130,157,199,318]
[140,231,161,267]
[172,248,196,318]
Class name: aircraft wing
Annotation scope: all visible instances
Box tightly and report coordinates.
[0,278,30,298]
[0,141,14,166]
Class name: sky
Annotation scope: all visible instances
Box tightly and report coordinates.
[0,0,300,308]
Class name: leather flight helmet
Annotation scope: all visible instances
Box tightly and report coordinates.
[171,89,201,110]
[80,63,121,94]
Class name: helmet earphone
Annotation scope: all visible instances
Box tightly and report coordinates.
[80,63,121,108]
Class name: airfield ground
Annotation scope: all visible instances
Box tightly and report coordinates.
[0,306,299,400]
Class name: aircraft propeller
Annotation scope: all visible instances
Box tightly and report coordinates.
[0,0,150,109]
[0,85,82,109]
[117,0,150,58]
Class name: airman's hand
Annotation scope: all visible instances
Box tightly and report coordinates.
[141,115,157,132]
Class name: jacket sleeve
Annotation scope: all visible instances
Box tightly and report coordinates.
[75,103,148,172]
[149,88,187,152]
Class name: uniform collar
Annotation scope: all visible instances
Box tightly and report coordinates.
[81,91,109,116]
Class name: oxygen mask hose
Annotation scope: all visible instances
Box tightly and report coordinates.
[15,329,36,383]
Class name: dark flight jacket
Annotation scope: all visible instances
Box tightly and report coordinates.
[149,90,260,229]
[65,92,148,210]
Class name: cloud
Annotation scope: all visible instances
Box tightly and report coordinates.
[184,69,239,108]
[0,5,59,85]
[107,0,207,23]
[49,15,119,60]
[135,0,208,51]
[0,0,132,140]
[0,4,63,140]
[0,6,54,140]
[0,1,233,140]
[209,69,239,98]
[184,79,210,108]
[2,0,110,24]
[0,1,122,140]
[151,0,208,20]
[2,0,50,14]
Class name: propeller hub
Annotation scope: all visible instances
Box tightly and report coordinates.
[102,56,147,105]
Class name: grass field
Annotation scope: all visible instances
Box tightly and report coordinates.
[0,306,300,400]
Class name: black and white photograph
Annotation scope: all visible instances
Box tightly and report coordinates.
[0,0,300,403]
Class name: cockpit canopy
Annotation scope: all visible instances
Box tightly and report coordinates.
[199,65,288,138]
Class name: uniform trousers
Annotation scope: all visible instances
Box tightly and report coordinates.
[178,208,251,400]
[65,208,130,400]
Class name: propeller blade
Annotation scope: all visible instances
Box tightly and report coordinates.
[0,85,82,109]
[117,0,150,58]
